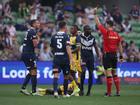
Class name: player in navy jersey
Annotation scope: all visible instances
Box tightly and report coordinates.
[80,25,100,96]
[50,21,74,98]
[20,19,42,96]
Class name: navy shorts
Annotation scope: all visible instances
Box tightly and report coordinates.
[81,57,94,71]
[21,53,37,71]
[53,57,70,75]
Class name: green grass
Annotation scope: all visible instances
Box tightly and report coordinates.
[0,84,140,105]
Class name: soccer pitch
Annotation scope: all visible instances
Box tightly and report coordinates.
[0,84,140,105]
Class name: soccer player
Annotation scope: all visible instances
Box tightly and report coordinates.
[50,21,74,98]
[94,8,123,97]
[20,19,41,96]
[80,25,100,96]
[70,25,82,87]
[37,83,76,96]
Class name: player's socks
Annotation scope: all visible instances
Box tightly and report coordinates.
[71,80,78,89]
[106,76,113,95]
[80,75,85,96]
[53,78,58,92]
[87,71,93,95]
[63,79,68,95]
[77,77,81,87]
[80,70,85,94]
[113,75,120,95]
[21,73,31,89]
[31,75,37,93]
[71,80,80,96]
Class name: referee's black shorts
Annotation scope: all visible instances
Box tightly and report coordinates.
[103,52,117,70]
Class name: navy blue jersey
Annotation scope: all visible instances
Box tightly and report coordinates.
[80,33,96,59]
[50,31,70,59]
[22,28,37,55]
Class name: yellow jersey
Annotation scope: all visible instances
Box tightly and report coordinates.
[70,35,81,61]
[70,35,82,72]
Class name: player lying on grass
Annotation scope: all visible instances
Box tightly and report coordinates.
[37,83,79,96]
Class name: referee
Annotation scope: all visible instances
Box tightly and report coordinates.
[94,8,123,97]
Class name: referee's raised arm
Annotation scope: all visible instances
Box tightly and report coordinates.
[94,8,107,36]
[94,8,101,26]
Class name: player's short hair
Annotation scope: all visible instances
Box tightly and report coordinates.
[58,21,66,29]
[106,20,114,27]
[30,19,37,27]
[83,25,91,31]
[72,25,79,30]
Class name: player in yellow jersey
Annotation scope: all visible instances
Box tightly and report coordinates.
[70,25,82,88]
[37,83,79,96]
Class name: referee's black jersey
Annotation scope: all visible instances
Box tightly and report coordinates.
[80,33,96,59]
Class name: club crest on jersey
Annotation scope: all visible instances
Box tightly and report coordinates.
[81,38,94,46]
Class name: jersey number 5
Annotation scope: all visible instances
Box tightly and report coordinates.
[57,39,62,49]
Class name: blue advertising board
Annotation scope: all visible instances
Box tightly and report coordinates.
[0,61,140,84]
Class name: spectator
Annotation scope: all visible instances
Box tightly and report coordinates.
[129,5,140,20]
[121,41,128,61]
[54,1,64,12]
[102,5,108,17]
[121,18,132,33]
[6,21,16,38]
[39,41,53,61]
[2,1,13,19]
[112,9,123,25]
[85,6,94,21]
[0,3,3,16]
[75,4,85,27]
[55,10,64,22]
[38,8,48,24]
[0,35,5,50]
[18,2,29,18]
[127,41,139,62]
[3,27,12,49]
[30,7,38,20]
